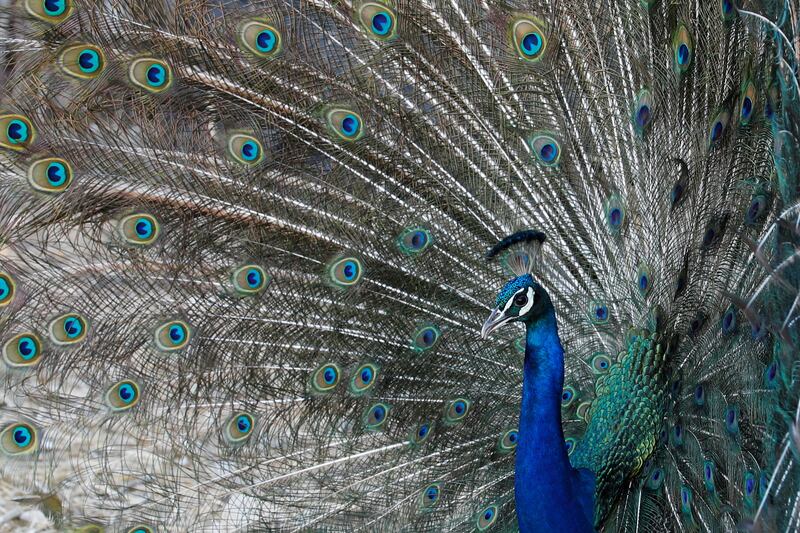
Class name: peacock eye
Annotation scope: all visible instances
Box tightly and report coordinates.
[0,114,35,150]
[238,20,283,59]
[105,380,141,411]
[59,44,105,79]
[224,412,255,443]
[3,333,42,367]
[128,58,172,93]
[24,0,73,23]
[513,293,528,307]
[419,483,441,509]
[1,422,38,455]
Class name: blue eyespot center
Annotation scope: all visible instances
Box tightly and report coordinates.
[636,105,651,128]
[722,0,733,14]
[530,135,560,165]
[454,401,465,414]
[7,120,28,144]
[694,384,704,402]
[609,208,622,227]
[341,115,360,137]
[411,231,427,248]
[426,487,438,499]
[711,121,724,142]
[747,198,763,222]
[639,274,649,290]
[677,44,690,65]
[723,311,734,330]
[241,140,259,161]
[742,97,753,118]
[146,64,166,87]
[342,260,358,280]
[169,324,185,344]
[361,368,373,383]
[118,383,135,403]
[0,279,8,299]
[256,30,276,52]
[46,162,67,186]
[18,337,37,360]
[78,50,100,73]
[484,509,494,520]
[323,367,337,384]
[768,362,777,380]
[246,269,261,288]
[237,415,251,433]
[44,0,66,16]
[671,183,684,203]
[418,424,429,438]
[703,228,716,247]
[372,405,385,422]
[522,32,542,56]
[329,256,363,287]
[63,317,83,338]
[135,218,153,238]
[421,328,435,346]
[595,306,608,320]
[371,12,392,35]
[13,426,31,446]
[539,142,557,162]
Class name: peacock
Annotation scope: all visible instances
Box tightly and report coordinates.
[0,0,798,531]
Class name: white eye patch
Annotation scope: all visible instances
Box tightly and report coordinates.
[518,287,535,315]
[502,287,535,316]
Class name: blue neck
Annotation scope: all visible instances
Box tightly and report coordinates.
[515,307,595,532]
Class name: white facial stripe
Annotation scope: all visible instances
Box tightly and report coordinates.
[502,287,535,316]
[519,287,535,316]
[501,289,522,313]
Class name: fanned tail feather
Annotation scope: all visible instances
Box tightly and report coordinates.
[0,0,796,531]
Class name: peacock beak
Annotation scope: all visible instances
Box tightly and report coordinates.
[481,308,511,339]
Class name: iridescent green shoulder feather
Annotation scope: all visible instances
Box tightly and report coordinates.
[570,332,672,528]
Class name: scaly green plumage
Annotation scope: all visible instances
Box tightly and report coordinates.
[572,332,671,528]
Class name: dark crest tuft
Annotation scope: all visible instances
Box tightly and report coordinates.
[486,230,546,260]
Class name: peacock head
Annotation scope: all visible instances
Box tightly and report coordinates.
[481,230,552,338]
[481,274,553,338]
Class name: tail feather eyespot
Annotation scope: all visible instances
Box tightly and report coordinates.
[25,0,73,23]
[106,380,141,412]
[225,412,255,443]
[0,115,35,151]
[154,320,191,351]
[3,333,43,367]
[238,20,283,58]
[129,58,173,92]
[1,422,38,455]
[59,44,106,79]
[511,18,548,62]
[326,109,364,141]
[359,3,398,40]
